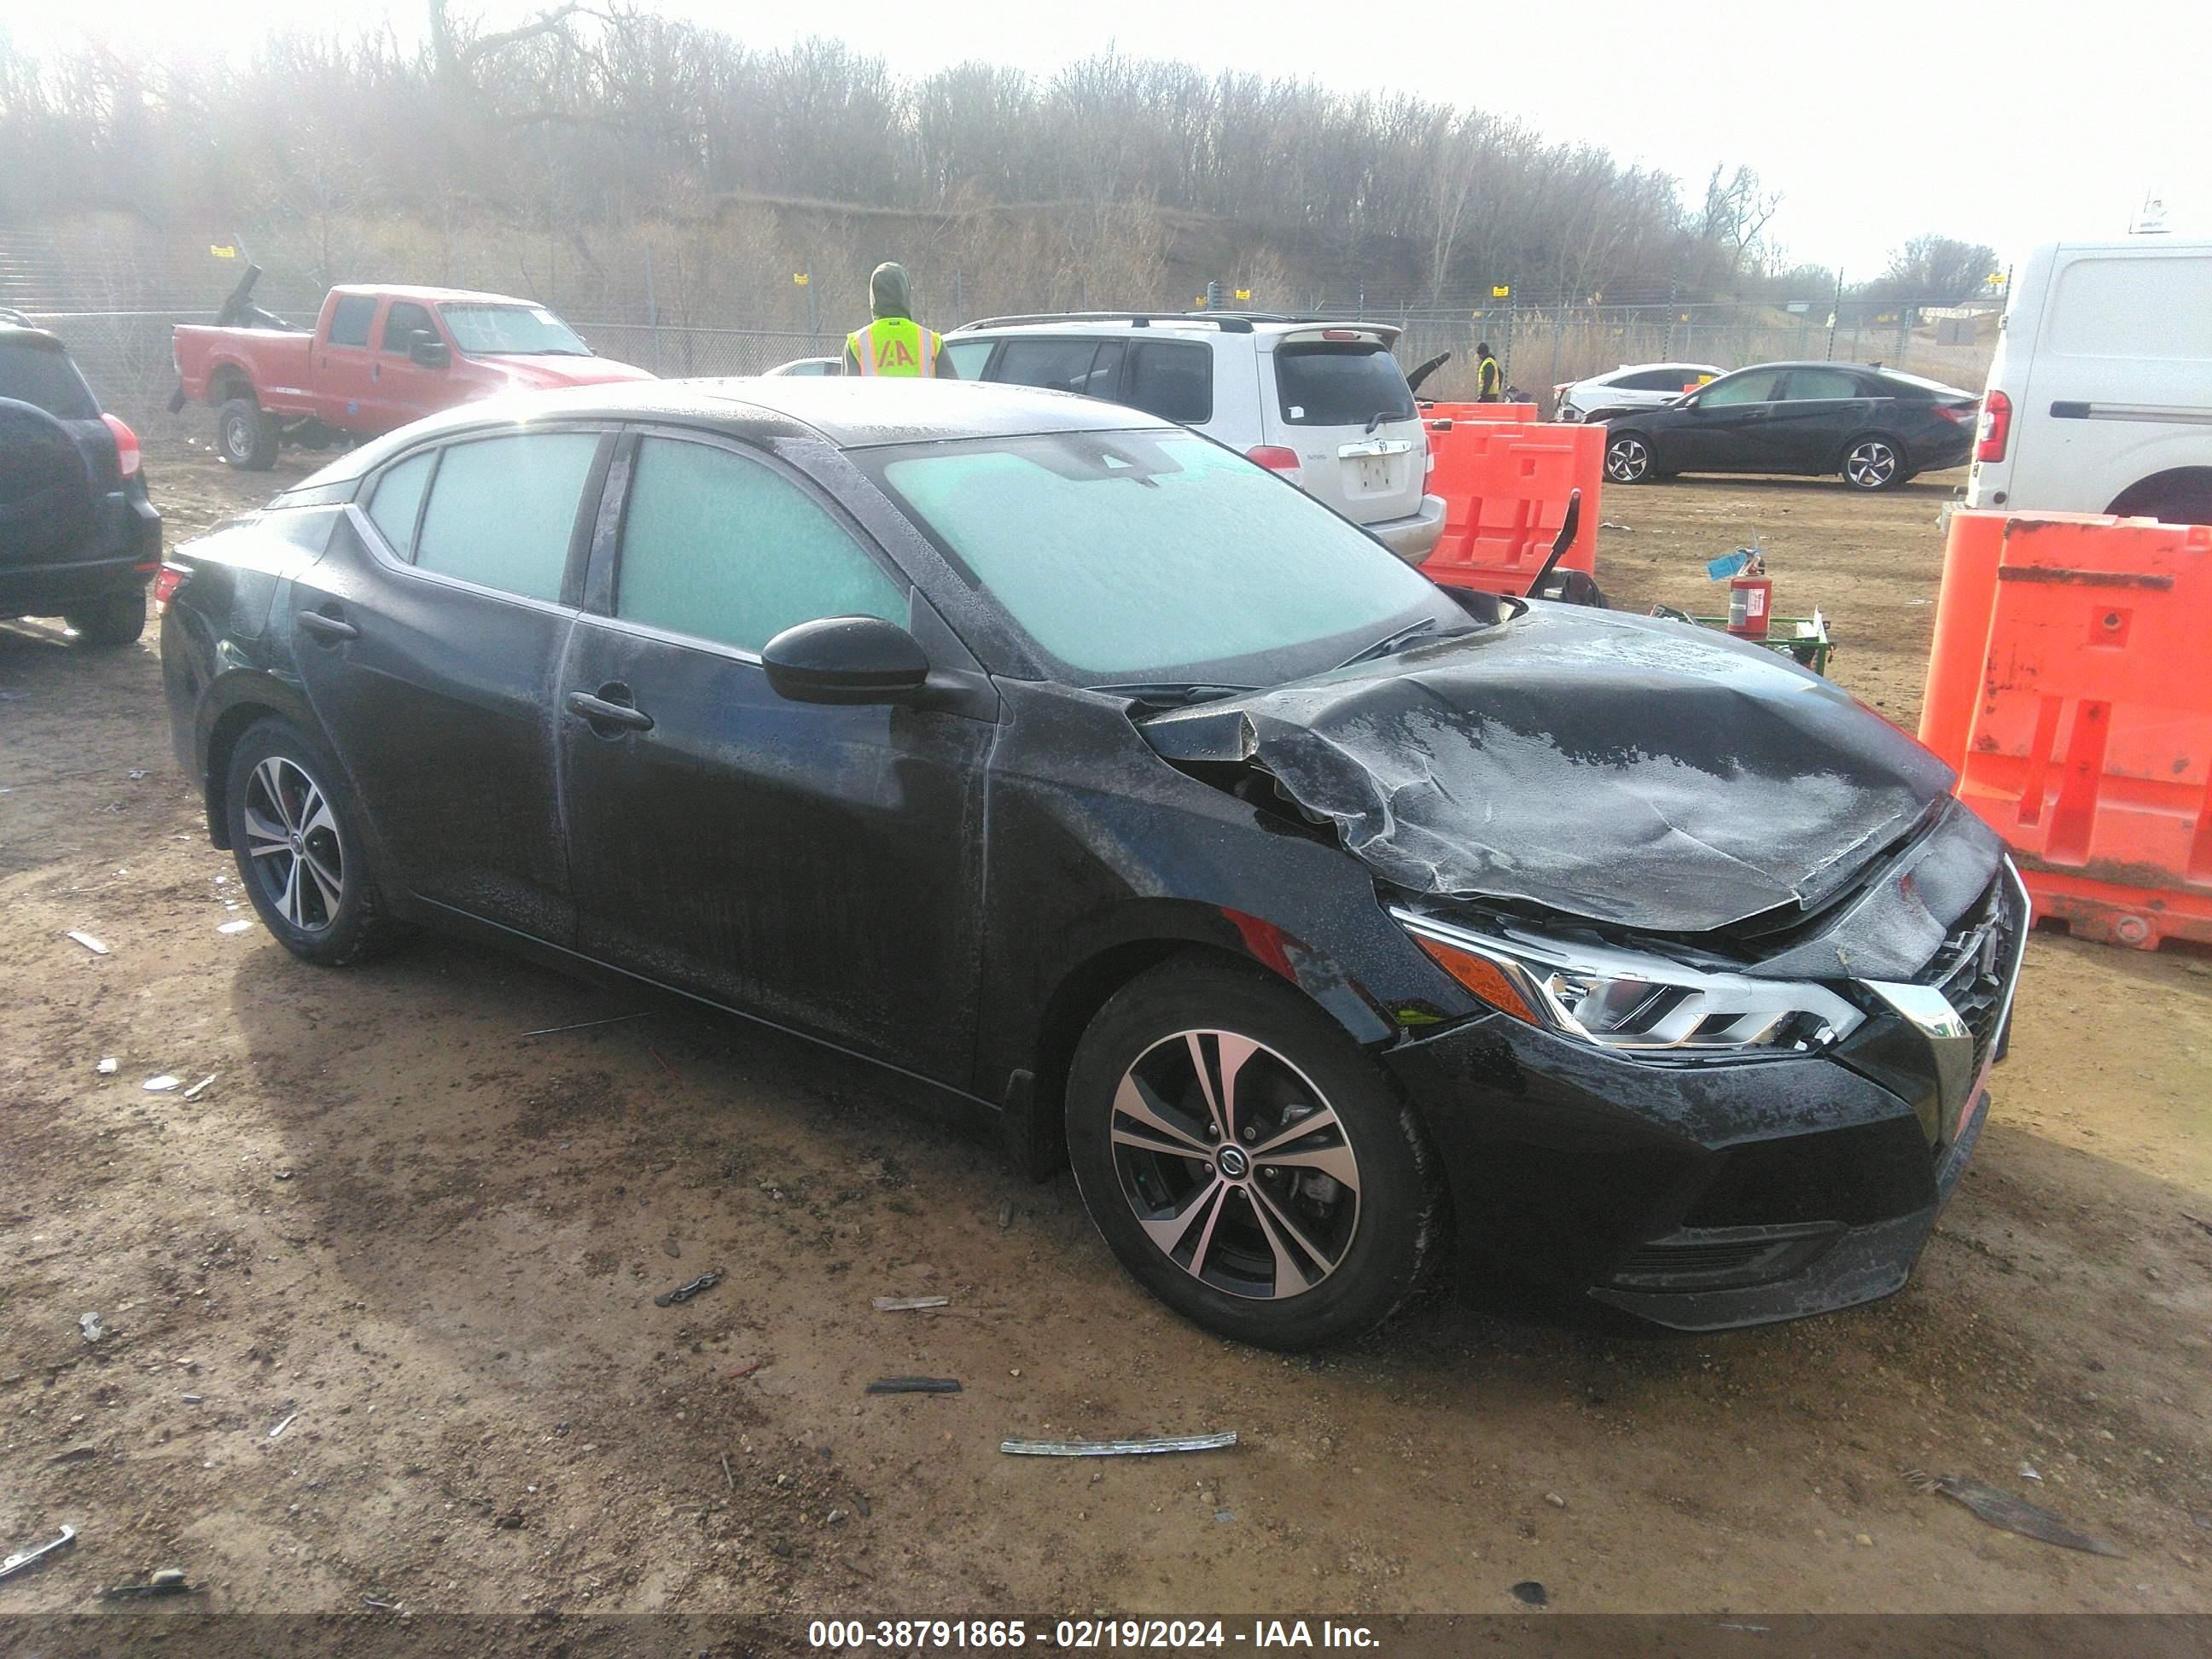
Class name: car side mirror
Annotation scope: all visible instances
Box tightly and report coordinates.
[409,330,450,369]
[761,616,930,706]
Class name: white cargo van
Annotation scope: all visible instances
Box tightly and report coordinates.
[1967,238,2212,522]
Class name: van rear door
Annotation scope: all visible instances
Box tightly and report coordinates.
[1261,328,1424,527]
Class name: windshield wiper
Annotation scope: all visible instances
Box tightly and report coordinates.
[1332,616,1464,671]
[1094,681,1257,709]
[1364,407,1414,434]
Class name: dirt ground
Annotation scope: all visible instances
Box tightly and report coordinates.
[3,440,2209,1627]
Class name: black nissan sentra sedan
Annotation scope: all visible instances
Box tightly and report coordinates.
[162,379,2027,1348]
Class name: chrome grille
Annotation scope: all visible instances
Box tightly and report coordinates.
[1921,868,2029,1106]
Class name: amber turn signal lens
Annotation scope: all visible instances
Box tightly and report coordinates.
[1411,933,1540,1024]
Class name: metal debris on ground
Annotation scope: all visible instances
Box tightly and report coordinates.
[67,930,110,956]
[181,1074,218,1101]
[1903,1469,2124,1557]
[363,1596,403,1611]
[218,920,253,935]
[79,1313,107,1342]
[721,1453,735,1491]
[268,1412,298,1440]
[0,1525,78,1580]
[655,1269,723,1307]
[99,1568,194,1599]
[872,1295,950,1312]
[1511,1580,1548,1608]
[520,1011,651,1038]
[866,1377,963,1395]
[143,1074,181,1092]
[96,1057,118,1074]
[999,1432,1237,1458]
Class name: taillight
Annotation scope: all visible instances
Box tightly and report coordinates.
[1976,391,2011,463]
[154,562,189,612]
[1320,329,1362,341]
[1246,445,1301,477]
[102,413,142,478]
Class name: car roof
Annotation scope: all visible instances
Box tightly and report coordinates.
[329,284,550,307]
[0,322,71,352]
[951,312,1403,346]
[302,375,1180,481]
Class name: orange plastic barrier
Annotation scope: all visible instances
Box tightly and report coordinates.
[1918,509,2212,950]
[1422,399,1540,426]
[1419,416,1604,595]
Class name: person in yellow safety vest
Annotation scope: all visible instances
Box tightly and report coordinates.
[1475,341,1504,402]
[843,262,955,378]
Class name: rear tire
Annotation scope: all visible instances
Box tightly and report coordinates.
[1065,957,1443,1350]
[1841,434,1906,492]
[1604,432,1656,484]
[218,397,279,471]
[63,591,147,647]
[223,719,395,965]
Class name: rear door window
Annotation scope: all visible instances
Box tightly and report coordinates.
[941,339,994,381]
[614,438,906,654]
[1778,369,1861,400]
[1126,341,1213,423]
[326,295,377,349]
[364,450,435,556]
[0,338,99,419]
[1274,344,1413,427]
[412,431,600,602]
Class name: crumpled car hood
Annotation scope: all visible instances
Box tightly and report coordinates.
[1139,606,1958,934]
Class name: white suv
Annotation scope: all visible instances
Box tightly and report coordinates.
[942,313,1446,561]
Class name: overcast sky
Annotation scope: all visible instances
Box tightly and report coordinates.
[15,0,2204,272]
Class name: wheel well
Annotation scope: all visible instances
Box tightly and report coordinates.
[1020,939,1269,1172]
[2107,467,2212,523]
[210,370,256,409]
[202,701,283,848]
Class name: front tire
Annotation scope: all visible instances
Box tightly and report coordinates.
[223,719,393,965]
[64,591,147,647]
[1842,434,1906,492]
[1605,432,1656,484]
[218,397,279,471]
[1065,958,1443,1350]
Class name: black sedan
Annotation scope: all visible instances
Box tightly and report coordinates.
[1601,362,1981,492]
[162,379,2025,1348]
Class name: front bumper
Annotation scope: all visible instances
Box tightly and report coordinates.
[0,489,160,616]
[1382,1009,1994,1332]
[1366,494,1447,562]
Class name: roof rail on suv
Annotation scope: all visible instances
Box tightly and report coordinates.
[949,310,1396,338]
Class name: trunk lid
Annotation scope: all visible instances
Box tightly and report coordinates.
[1263,328,1426,528]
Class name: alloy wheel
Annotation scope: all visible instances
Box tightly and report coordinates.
[1845,439,1900,489]
[242,755,346,933]
[224,414,253,464]
[1109,1030,1362,1301]
[1605,436,1650,482]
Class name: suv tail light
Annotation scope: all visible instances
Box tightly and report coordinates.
[1976,392,2011,463]
[102,413,142,479]
[154,562,189,612]
[1247,445,1302,479]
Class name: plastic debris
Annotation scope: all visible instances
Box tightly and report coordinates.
[67,931,110,956]
[127,770,148,781]
[218,920,253,935]
[866,1377,962,1395]
[999,1432,1236,1458]
[364,1596,403,1612]
[268,1412,298,1441]
[521,1011,650,1038]
[1904,1470,2124,1557]
[99,1568,193,1599]
[96,1057,118,1074]
[655,1269,723,1307]
[1511,1580,1548,1608]
[79,1313,107,1342]
[2019,1462,2042,1482]
[872,1295,950,1312]
[1599,521,1633,532]
[143,1074,182,1092]
[0,1525,77,1580]
[182,1074,218,1101]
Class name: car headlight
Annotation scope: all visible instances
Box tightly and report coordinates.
[1391,907,1865,1056]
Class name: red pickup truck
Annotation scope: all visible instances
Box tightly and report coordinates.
[172,282,654,469]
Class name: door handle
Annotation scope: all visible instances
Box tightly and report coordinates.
[296,608,358,643]
[565,687,655,734]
